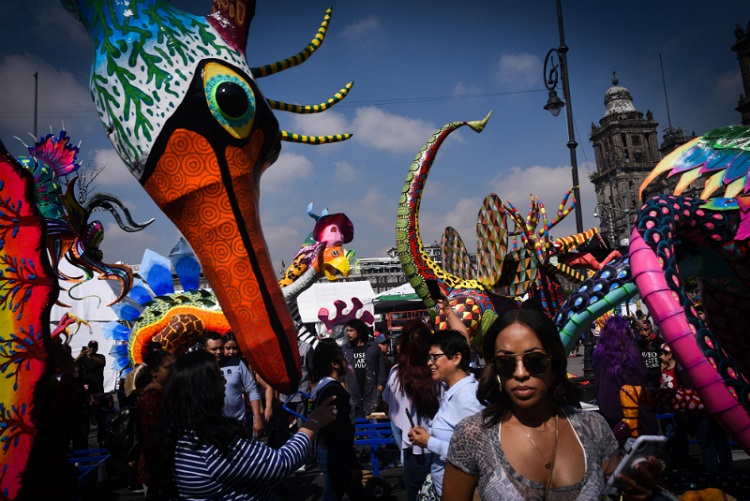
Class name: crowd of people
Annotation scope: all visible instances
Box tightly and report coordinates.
[52,297,741,500]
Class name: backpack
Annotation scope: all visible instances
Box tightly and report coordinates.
[103,405,140,462]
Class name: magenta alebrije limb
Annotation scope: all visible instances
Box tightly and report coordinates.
[630,200,750,452]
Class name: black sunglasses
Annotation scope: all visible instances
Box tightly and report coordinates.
[492,351,551,378]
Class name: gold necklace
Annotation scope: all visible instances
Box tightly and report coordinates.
[518,416,555,469]
[517,414,559,500]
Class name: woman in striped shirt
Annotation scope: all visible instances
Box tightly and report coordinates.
[149,350,337,500]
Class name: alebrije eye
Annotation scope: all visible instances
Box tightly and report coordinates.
[203,62,255,139]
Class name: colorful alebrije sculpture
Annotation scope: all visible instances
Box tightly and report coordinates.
[554,125,750,453]
[61,0,353,393]
[104,240,231,369]
[280,205,357,348]
[396,114,517,348]
[396,113,619,351]
[16,130,153,305]
[0,129,153,497]
[0,141,59,499]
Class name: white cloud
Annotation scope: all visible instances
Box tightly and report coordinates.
[340,16,381,41]
[261,152,314,193]
[493,53,540,90]
[287,110,351,138]
[262,223,305,266]
[334,161,357,183]
[356,187,391,228]
[352,107,436,154]
[88,148,138,187]
[487,164,597,236]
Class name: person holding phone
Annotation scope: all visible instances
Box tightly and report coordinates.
[443,305,665,500]
[382,320,442,501]
[148,350,338,500]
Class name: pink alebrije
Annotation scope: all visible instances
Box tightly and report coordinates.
[729,387,738,399]
[664,248,671,258]
[659,257,664,267]
[711,234,722,241]
[662,207,669,214]
[683,210,690,217]
[728,367,737,379]
[696,210,704,216]
[689,324,697,334]
[708,357,717,369]
[705,335,715,349]
[646,220,655,229]
[652,233,661,243]
[671,275,680,287]
[673,203,680,209]
[713,214,723,220]
[649,210,658,217]
[706,222,715,230]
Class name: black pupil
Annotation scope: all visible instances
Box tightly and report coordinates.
[216,82,250,118]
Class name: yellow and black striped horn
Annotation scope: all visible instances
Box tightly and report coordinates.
[280,131,352,144]
[268,82,353,114]
[251,7,331,78]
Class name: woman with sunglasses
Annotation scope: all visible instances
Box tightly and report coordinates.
[443,307,663,500]
[407,330,484,499]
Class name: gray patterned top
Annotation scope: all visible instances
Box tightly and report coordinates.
[447,406,618,500]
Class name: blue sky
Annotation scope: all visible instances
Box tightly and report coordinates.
[0,0,747,272]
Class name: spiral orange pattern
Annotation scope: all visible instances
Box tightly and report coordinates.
[144,128,298,392]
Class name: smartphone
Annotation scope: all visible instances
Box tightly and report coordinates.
[606,435,668,489]
[425,279,443,301]
[405,408,416,429]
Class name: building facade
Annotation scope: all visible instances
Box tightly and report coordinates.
[342,244,444,294]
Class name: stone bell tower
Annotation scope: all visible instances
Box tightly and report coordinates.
[589,74,660,249]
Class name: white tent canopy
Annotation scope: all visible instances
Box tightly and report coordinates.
[296,281,375,331]
[49,261,122,393]
[373,282,419,300]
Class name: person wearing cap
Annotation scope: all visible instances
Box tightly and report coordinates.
[375,332,394,372]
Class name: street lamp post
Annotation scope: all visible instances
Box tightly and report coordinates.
[543,0,583,234]
[594,202,632,248]
[594,205,617,248]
